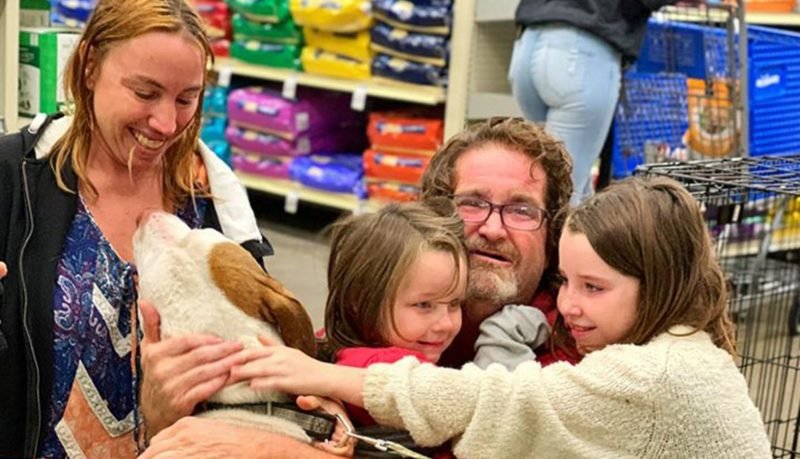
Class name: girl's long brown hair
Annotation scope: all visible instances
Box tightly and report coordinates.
[324,198,468,356]
[51,0,213,208]
[552,177,736,356]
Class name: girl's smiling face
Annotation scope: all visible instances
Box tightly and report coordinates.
[557,228,639,355]
[385,249,466,363]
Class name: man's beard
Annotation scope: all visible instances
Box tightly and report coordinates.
[467,259,522,305]
[465,237,524,305]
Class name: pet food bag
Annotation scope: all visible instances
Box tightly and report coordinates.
[366,177,420,202]
[228,0,291,23]
[372,0,452,35]
[367,111,443,153]
[289,153,365,194]
[52,0,94,27]
[372,53,447,86]
[370,21,448,66]
[227,87,362,139]
[232,13,302,44]
[289,0,372,33]
[191,0,232,39]
[226,125,363,156]
[300,47,371,80]
[303,27,371,61]
[362,149,430,184]
[231,147,293,178]
[230,39,301,69]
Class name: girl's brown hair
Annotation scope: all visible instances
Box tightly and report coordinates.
[324,198,468,355]
[553,176,736,355]
[51,0,213,208]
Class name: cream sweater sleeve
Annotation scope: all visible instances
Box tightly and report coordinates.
[363,345,664,459]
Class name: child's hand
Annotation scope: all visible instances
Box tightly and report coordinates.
[296,395,356,457]
[229,336,367,407]
[228,336,332,396]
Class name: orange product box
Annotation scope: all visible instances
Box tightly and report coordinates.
[363,149,431,184]
[366,178,420,202]
[367,112,443,153]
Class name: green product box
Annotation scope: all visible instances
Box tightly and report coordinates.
[18,27,80,116]
[20,0,51,27]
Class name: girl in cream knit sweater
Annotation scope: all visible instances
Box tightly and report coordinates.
[229,177,773,458]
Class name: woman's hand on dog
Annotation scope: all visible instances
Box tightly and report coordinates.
[228,336,367,409]
[139,300,246,438]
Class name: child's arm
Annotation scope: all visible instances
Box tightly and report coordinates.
[473,304,550,370]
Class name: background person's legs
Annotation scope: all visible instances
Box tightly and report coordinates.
[509,25,621,205]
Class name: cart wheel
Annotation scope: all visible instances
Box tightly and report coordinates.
[791,295,800,337]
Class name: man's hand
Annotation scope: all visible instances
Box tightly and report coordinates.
[139,300,245,438]
[296,395,355,457]
[138,417,343,459]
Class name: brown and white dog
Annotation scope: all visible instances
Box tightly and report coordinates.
[133,211,319,442]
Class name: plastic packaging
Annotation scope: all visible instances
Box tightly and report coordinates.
[363,149,430,184]
[303,27,371,61]
[232,13,302,44]
[367,111,443,153]
[230,39,301,69]
[301,47,371,80]
[372,53,447,86]
[289,0,372,32]
[372,0,452,35]
[371,21,448,66]
[289,153,364,194]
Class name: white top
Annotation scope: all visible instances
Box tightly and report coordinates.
[363,326,772,458]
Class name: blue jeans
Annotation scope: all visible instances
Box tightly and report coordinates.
[509,25,622,205]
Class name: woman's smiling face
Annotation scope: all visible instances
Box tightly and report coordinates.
[87,30,205,170]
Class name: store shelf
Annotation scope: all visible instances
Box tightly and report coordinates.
[747,11,800,25]
[479,0,800,27]
[16,115,33,131]
[213,57,446,106]
[719,230,800,257]
[475,0,517,23]
[468,92,523,119]
[0,0,20,132]
[235,172,382,213]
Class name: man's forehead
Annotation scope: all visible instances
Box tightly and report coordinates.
[453,145,548,202]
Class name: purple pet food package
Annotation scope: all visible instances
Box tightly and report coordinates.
[231,147,292,179]
[227,86,363,139]
[225,125,364,157]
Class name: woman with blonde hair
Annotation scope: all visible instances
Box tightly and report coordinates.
[0,1,305,457]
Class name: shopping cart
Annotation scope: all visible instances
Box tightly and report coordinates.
[637,155,800,457]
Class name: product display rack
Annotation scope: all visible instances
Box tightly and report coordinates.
[5,0,800,210]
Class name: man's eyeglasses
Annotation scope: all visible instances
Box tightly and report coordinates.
[452,195,548,231]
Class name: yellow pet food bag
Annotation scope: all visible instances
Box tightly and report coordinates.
[300,46,371,80]
[303,27,371,61]
[290,0,372,33]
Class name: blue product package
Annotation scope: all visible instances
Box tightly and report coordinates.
[371,21,449,66]
[52,0,95,25]
[203,86,229,117]
[289,153,364,194]
[372,0,452,34]
[201,117,228,144]
[372,53,447,86]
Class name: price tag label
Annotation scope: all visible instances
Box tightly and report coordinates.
[351,85,368,111]
[284,190,300,214]
[217,65,232,88]
[282,74,299,100]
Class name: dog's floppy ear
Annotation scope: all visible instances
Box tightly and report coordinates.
[255,274,317,357]
[209,243,317,357]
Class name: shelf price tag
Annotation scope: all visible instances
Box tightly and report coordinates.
[284,189,300,214]
[217,65,232,88]
[282,74,299,100]
[351,85,368,111]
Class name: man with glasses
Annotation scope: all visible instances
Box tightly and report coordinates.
[421,117,578,368]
